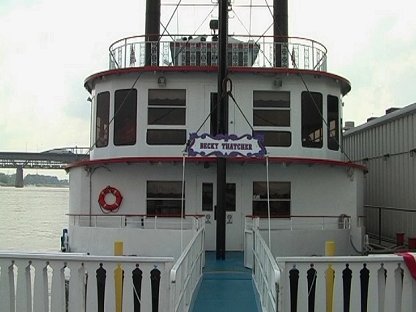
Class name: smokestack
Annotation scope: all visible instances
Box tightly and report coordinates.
[145,0,161,66]
[274,0,288,67]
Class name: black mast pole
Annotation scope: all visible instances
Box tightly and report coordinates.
[216,0,229,260]
[274,0,288,67]
[145,0,160,66]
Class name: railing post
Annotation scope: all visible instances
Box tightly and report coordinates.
[378,207,382,245]
[312,41,315,68]
[124,39,127,68]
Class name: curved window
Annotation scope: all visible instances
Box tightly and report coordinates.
[301,92,323,148]
[114,89,137,146]
[95,92,110,148]
[327,95,340,151]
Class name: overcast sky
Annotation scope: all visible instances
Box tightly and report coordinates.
[1,0,415,156]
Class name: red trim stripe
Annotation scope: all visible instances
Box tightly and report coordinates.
[84,66,351,95]
[66,156,366,171]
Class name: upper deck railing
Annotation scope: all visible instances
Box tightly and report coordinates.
[109,34,327,72]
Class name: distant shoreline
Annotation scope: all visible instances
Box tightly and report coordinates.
[0,183,69,188]
[0,173,69,187]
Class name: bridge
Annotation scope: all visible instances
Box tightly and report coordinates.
[0,147,90,187]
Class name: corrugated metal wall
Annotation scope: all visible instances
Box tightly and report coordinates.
[343,105,416,243]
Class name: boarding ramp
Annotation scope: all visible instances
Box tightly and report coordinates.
[191,251,260,311]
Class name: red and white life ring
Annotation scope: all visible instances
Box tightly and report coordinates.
[98,186,123,212]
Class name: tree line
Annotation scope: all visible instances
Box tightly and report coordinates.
[0,173,69,187]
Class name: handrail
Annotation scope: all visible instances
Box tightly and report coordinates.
[245,214,351,231]
[169,226,204,283]
[107,34,328,71]
[0,252,174,311]
[252,227,281,311]
[0,251,173,263]
[365,204,416,213]
[68,214,205,231]
[169,226,205,312]
[275,253,416,311]
[67,213,205,217]
[245,214,351,218]
[364,205,416,245]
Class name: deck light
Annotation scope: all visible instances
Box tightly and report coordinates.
[157,76,166,87]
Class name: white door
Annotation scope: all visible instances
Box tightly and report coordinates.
[197,177,243,251]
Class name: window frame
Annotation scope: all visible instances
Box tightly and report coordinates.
[201,182,236,212]
[253,91,291,147]
[301,91,323,148]
[147,89,187,145]
[113,89,138,146]
[252,181,291,218]
[146,181,185,217]
[327,95,340,151]
[95,91,110,148]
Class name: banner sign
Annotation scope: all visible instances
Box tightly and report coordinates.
[187,133,266,157]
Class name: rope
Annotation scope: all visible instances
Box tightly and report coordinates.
[87,0,184,156]
[180,152,186,252]
[160,0,183,40]
[228,91,255,133]
[261,0,353,163]
[266,155,271,248]
[231,8,251,36]
[133,282,142,305]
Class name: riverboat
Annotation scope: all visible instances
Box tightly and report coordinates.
[1,1,415,311]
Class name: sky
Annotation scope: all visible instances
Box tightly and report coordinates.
[1,0,415,156]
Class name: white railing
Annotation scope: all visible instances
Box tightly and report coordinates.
[249,215,351,231]
[69,214,204,230]
[246,217,416,311]
[276,254,416,312]
[108,34,327,72]
[169,226,205,312]
[252,228,281,312]
[0,252,174,311]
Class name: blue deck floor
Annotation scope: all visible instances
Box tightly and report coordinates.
[191,251,260,312]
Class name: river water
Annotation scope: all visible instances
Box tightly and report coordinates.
[0,186,68,252]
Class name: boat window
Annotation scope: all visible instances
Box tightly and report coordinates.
[147,181,184,217]
[226,183,236,211]
[202,183,214,211]
[301,92,323,148]
[254,131,291,147]
[148,89,185,125]
[327,95,339,151]
[201,183,235,211]
[96,92,110,148]
[114,89,137,146]
[146,129,187,145]
[253,91,291,147]
[147,89,187,145]
[252,182,291,217]
[253,91,290,126]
